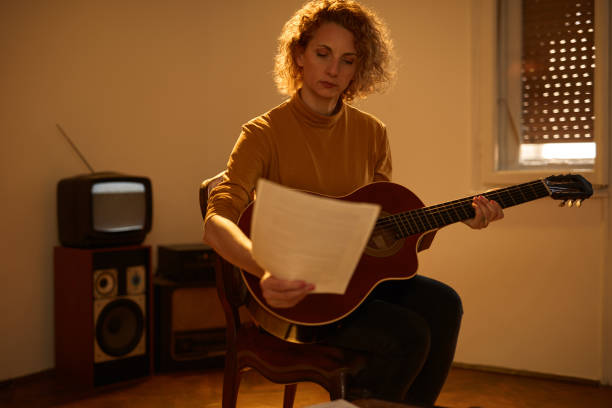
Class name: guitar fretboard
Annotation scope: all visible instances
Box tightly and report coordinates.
[376,180,550,239]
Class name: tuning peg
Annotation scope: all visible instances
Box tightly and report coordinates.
[559,199,584,208]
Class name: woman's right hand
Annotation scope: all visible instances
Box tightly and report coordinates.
[260,271,315,308]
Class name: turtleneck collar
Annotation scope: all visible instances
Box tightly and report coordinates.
[289,90,345,129]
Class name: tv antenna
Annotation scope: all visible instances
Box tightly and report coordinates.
[56,123,96,174]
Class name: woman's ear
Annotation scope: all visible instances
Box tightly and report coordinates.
[295,45,305,68]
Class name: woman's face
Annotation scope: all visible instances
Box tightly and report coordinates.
[296,22,358,112]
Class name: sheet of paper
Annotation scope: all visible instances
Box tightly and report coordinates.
[251,179,380,294]
[305,399,360,408]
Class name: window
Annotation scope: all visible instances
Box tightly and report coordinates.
[473,0,609,186]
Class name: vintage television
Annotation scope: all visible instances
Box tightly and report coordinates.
[57,172,153,248]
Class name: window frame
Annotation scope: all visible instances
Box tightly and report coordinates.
[472,0,609,187]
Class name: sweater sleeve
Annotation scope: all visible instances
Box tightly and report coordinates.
[205,121,272,225]
[373,125,392,182]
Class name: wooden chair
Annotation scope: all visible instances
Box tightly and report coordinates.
[199,172,366,408]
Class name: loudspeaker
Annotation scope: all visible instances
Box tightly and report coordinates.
[54,246,152,387]
[154,277,227,372]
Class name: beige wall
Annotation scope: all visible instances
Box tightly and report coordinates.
[0,0,609,383]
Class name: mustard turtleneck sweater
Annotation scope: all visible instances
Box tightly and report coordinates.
[205,92,392,225]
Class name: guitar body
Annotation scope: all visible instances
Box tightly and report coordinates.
[237,181,438,342]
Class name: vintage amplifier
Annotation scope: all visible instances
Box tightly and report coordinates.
[157,243,217,284]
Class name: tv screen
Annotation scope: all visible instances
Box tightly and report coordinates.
[92,181,147,233]
[57,172,152,248]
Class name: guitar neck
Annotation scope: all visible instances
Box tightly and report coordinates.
[382,180,550,238]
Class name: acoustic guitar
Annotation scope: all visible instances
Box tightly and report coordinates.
[237,174,593,343]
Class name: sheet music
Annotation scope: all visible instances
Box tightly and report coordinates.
[305,400,360,408]
[251,179,380,294]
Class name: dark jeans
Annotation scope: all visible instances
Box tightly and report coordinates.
[322,275,463,406]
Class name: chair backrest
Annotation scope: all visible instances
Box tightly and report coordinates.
[199,170,226,219]
[199,171,249,338]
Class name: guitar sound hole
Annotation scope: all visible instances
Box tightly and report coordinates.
[364,216,404,258]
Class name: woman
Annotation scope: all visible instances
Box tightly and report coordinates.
[203,0,503,405]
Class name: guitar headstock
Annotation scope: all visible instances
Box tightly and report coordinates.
[544,174,593,207]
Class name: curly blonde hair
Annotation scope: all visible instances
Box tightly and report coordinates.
[274,0,395,102]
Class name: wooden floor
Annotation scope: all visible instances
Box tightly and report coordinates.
[2,365,611,408]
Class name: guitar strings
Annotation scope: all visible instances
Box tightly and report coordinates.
[371,180,549,238]
[373,180,548,234]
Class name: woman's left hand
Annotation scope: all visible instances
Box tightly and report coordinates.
[463,196,504,229]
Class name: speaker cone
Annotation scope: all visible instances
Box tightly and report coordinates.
[93,268,118,298]
[96,298,144,357]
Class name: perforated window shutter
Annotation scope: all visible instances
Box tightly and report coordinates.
[521,0,595,144]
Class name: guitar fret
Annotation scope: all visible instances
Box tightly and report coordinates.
[443,206,453,224]
[412,209,423,230]
[401,214,414,236]
[450,204,462,223]
[428,208,444,229]
[407,213,420,235]
[389,218,402,239]
[417,208,433,230]
[529,183,541,200]
[510,194,520,206]
[399,213,414,236]
[437,201,464,229]
[517,185,528,202]
[525,185,538,201]
[391,214,408,237]
[537,183,548,196]
[513,187,523,205]
[421,209,432,229]
[514,185,530,203]
[508,189,519,206]
[429,209,440,229]
[497,189,514,208]
[393,214,405,237]
[489,191,504,207]
[414,210,428,232]
[407,209,424,233]
[460,202,472,219]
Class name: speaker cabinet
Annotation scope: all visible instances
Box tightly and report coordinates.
[154,277,227,372]
[54,246,152,387]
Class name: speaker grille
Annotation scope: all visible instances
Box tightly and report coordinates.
[96,298,144,356]
[94,295,146,362]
